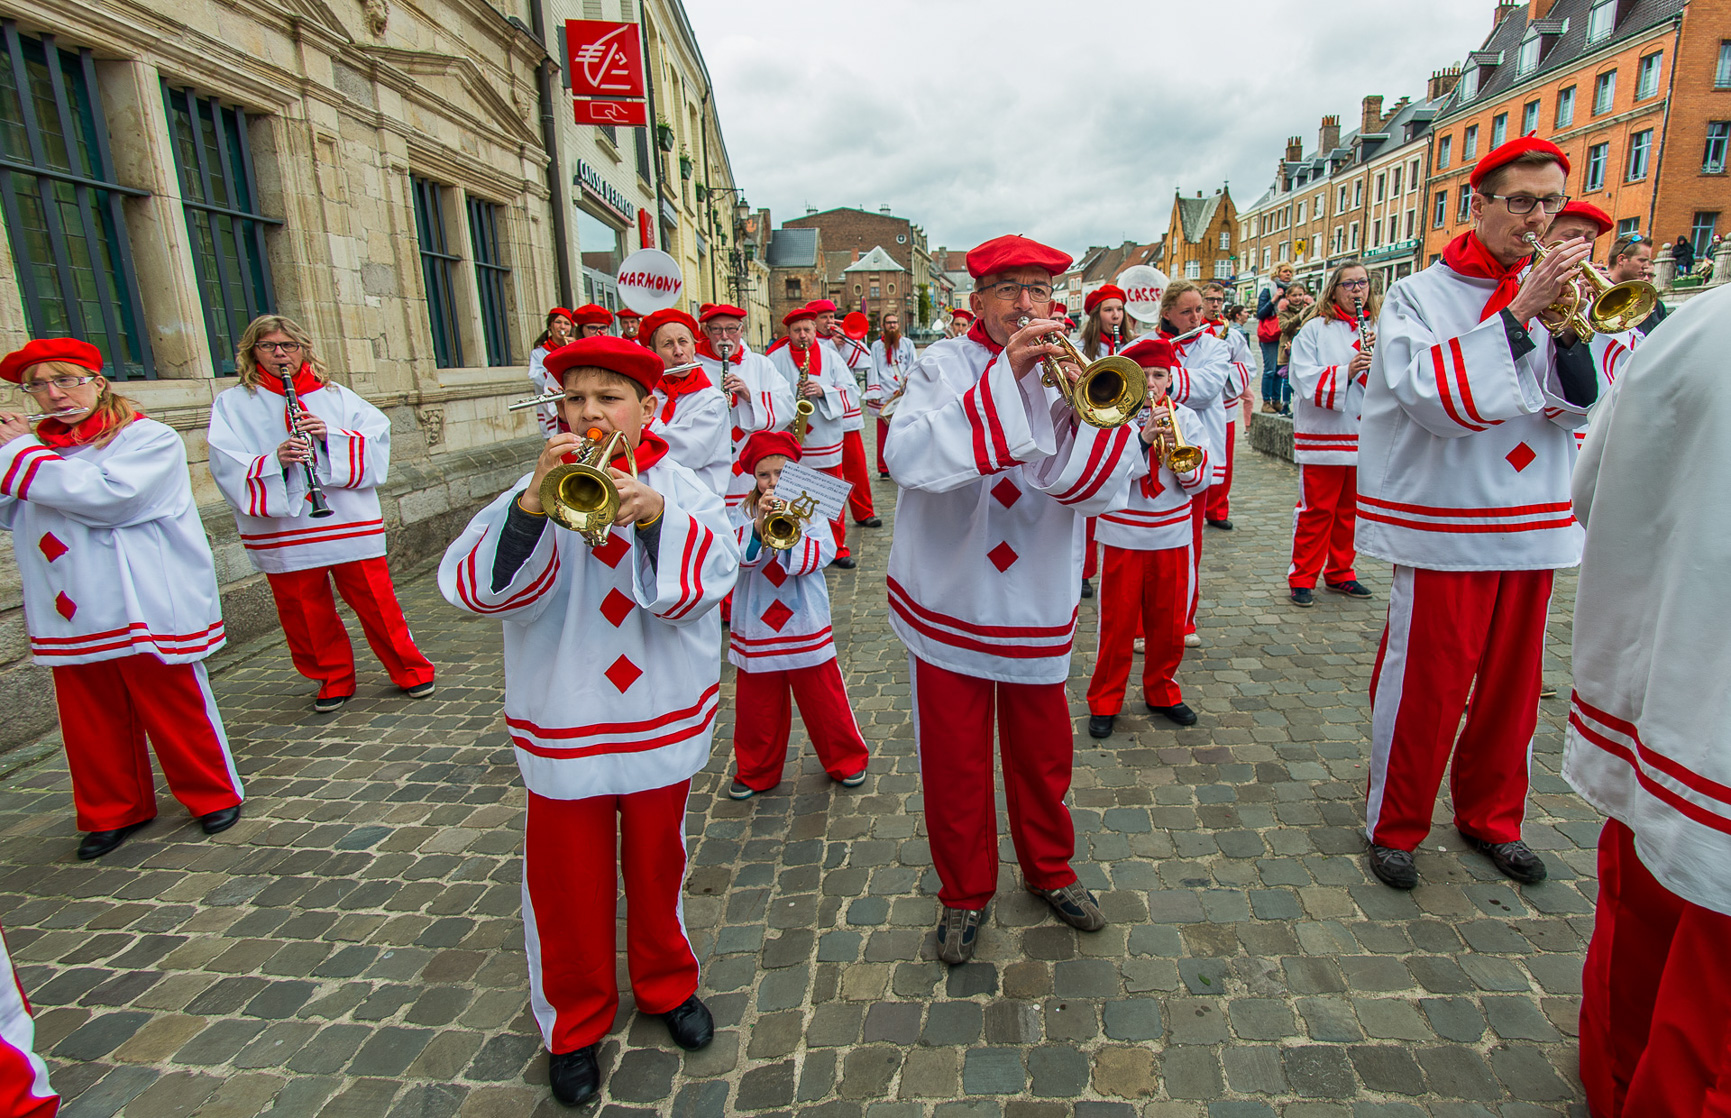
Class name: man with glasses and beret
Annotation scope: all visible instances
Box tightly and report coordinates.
[884,235,1138,964]
[1356,137,1602,891]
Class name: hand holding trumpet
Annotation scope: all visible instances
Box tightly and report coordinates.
[1006,317,1081,386]
[1507,237,1594,327]
[523,428,662,528]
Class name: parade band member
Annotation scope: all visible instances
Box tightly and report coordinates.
[727,431,869,799]
[0,921,56,1117]
[1546,202,1641,401]
[1087,337,1209,738]
[1357,137,1598,890]
[1286,261,1375,606]
[616,307,642,341]
[208,316,436,714]
[528,308,576,437]
[0,339,243,860]
[696,305,793,517]
[770,307,858,569]
[1201,281,1254,530]
[438,336,737,1108]
[1605,234,1666,336]
[866,312,915,478]
[884,235,1137,964]
[1565,284,1731,1118]
[1075,284,1132,598]
[1158,280,1232,647]
[809,300,879,529]
[571,304,614,337]
[946,307,974,339]
[640,308,730,497]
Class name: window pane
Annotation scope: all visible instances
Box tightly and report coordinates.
[1586,143,1609,191]
[1691,212,1719,258]
[1719,42,1731,89]
[1557,86,1575,127]
[1522,101,1539,134]
[468,197,512,367]
[1594,71,1617,114]
[1491,114,1508,148]
[1588,1,1613,42]
[1705,123,1730,173]
[1464,125,1478,158]
[1637,53,1662,98]
[1438,135,1451,169]
[1627,130,1651,180]
[411,175,464,369]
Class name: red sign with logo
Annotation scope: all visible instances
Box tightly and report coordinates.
[568,20,645,98]
[574,99,648,127]
[638,209,655,249]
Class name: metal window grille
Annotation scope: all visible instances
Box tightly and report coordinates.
[163,83,278,376]
[411,176,464,368]
[0,22,152,378]
[467,196,511,367]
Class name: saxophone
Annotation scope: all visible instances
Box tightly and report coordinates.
[792,347,814,443]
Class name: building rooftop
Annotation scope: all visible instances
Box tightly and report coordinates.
[764,227,818,268]
[842,246,905,273]
[1173,194,1225,244]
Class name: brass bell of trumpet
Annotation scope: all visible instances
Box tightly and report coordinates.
[1146,396,1205,473]
[540,426,638,547]
[760,493,819,551]
[1016,315,1146,428]
[1523,233,1659,340]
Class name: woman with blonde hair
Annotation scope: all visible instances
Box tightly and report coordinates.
[207,315,435,713]
[0,338,243,860]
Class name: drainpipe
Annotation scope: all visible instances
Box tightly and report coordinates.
[529,0,574,309]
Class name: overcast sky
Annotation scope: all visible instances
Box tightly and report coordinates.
[686,0,1495,260]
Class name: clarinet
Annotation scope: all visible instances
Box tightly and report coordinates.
[280,372,334,519]
[1356,296,1375,360]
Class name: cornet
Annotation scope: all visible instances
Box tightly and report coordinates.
[760,493,820,551]
[540,426,638,547]
[1522,233,1658,341]
[1016,316,1146,428]
[1144,395,1204,474]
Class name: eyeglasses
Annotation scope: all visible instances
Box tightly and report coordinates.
[980,281,1055,302]
[707,324,743,336]
[1340,279,1371,290]
[255,341,303,354]
[1483,192,1569,215]
[20,374,96,395]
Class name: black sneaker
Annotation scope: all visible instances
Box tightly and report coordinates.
[313,692,351,714]
[658,995,714,1051]
[728,780,757,800]
[935,906,982,965]
[1367,844,1418,889]
[1080,578,1094,599]
[1087,714,1115,739]
[1206,518,1233,530]
[1290,587,1315,607]
[836,768,867,788]
[548,1045,600,1107]
[1146,701,1198,726]
[404,681,436,698]
[1325,580,1374,599]
[1459,831,1548,884]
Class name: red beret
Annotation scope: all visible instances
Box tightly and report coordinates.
[739,430,802,476]
[949,307,975,322]
[570,304,615,327]
[1122,337,1176,368]
[549,307,576,322]
[638,308,699,345]
[0,338,103,384]
[616,308,642,320]
[966,235,1073,280]
[805,299,838,315]
[1084,285,1127,315]
[1469,137,1570,190]
[543,335,662,394]
[1555,200,1614,237]
[781,306,817,327]
[700,304,746,323]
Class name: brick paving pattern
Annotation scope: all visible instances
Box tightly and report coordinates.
[0,439,1595,1116]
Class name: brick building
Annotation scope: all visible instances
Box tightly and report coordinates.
[1164,187,1238,285]
[838,246,910,326]
[763,223,825,337]
[1056,241,1165,319]
[781,206,938,327]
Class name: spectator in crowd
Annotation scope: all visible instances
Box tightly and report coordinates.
[1256,263,1295,411]
[1274,282,1313,417]
[1672,234,1695,276]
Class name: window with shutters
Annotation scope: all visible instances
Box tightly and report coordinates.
[411,176,464,368]
[467,197,512,367]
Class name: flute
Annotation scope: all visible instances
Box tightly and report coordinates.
[509,362,704,411]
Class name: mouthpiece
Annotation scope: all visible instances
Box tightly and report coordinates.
[585,427,605,441]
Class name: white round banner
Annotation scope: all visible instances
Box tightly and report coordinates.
[1117,264,1169,324]
[616,249,684,313]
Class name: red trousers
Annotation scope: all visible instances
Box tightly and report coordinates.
[732,659,870,790]
[266,555,435,699]
[1082,518,1098,580]
[0,926,55,1118]
[1185,497,1206,635]
[1088,545,1188,715]
[1288,463,1358,588]
[523,783,699,1053]
[53,656,242,833]
[911,655,1077,910]
[876,419,891,476]
[1582,819,1731,1118]
[1365,565,1551,851]
[1207,421,1236,521]
[840,430,875,521]
[818,465,851,559]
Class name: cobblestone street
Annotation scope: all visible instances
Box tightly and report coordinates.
[0,438,1596,1118]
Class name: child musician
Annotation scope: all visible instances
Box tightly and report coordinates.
[207,315,435,714]
[727,431,869,799]
[439,336,737,1108]
[769,307,859,569]
[639,308,730,497]
[0,339,243,861]
[1086,338,1210,738]
[695,304,793,517]
[1074,284,1134,599]
[528,307,575,437]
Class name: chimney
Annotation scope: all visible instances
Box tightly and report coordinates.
[1492,0,1517,28]
[879,204,892,214]
[1284,135,1303,163]
[1428,66,1462,101]
[1361,95,1385,136]
[1529,0,1556,17]
[1319,115,1341,153]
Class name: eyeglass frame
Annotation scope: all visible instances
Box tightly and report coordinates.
[977,281,1056,303]
[254,341,304,354]
[1339,279,1372,290]
[1480,192,1570,215]
[19,374,99,395]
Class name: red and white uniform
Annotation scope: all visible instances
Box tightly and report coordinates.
[0,924,56,1118]
[1358,252,1590,853]
[208,371,435,701]
[699,343,794,514]
[770,342,856,555]
[1088,405,1209,717]
[528,344,563,437]
[829,336,867,434]
[1573,327,1640,454]
[649,370,730,498]
[1206,321,1254,522]
[884,325,1137,910]
[1071,329,1129,583]
[829,334,876,522]
[0,417,242,832]
[439,440,738,1055]
[1286,312,1366,589]
[1565,286,1731,1118]
[1166,328,1232,630]
[867,335,917,475]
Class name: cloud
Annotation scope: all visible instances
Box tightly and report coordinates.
[686,0,1493,257]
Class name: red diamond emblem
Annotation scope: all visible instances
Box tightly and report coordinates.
[604,655,642,693]
[991,478,1022,508]
[599,589,633,627]
[592,533,630,568]
[987,542,1019,572]
[762,558,788,587]
[38,533,67,563]
[54,592,76,620]
[730,426,745,442]
[760,600,795,631]
[1505,442,1536,472]
[732,461,746,476]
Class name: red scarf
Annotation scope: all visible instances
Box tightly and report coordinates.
[765,335,791,355]
[789,343,822,377]
[559,428,670,471]
[966,316,1003,355]
[35,408,140,449]
[1442,231,1530,321]
[1330,304,1361,328]
[256,364,325,397]
[696,337,744,364]
[656,366,713,423]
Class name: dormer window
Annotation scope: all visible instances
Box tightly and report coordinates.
[1587,0,1615,43]
[1518,34,1542,75]
[1459,67,1480,100]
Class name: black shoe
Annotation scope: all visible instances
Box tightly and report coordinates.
[1207,518,1233,530]
[1080,578,1094,599]
[878,471,890,478]
[830,555,857,570]
[1087,714,1115,739]
[659,995,714,1051]
[1147,701,1198,726]
[1460,832,1548,884]
[313,692,351,714]
[404,681,436,698]
[1290,587,1315,607]
[854,516,882,528]
[836,768,867,788]
[77,819,151,861]
[200,805,241,835]
[1325,580,1374,600]
[728,779,758,800]
[1367,844,1418,889]
[548,1045,600,1107]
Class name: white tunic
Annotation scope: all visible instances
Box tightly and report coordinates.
[700,346,796,513]
[0,419,225,665]
[866,336,917,418]
[884,332,1138,684]
[769,344,855,470]
[207,380,392,574]
[1573,328,1641,454]
[649,376,731,498]
[438,455,739,799]
[1355,260,1591,571]
[1288,316,1367,465]
[1167,331,1234,490]
[1096,406,1211,551]
[830,336,868,433]
[726,506,838,672]
[1564,283,1731,915]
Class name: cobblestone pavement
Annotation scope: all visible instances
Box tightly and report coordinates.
[0,438,1596,1117]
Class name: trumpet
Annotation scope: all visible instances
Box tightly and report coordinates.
[509,363,703,410]
[759,492,820,551]
[1522,233,1659,341]
[1016,315,1146,428]
[540,426,638,546]
[1143,395,1204,473]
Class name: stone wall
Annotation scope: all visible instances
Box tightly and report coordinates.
[1248,411,1296,463]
